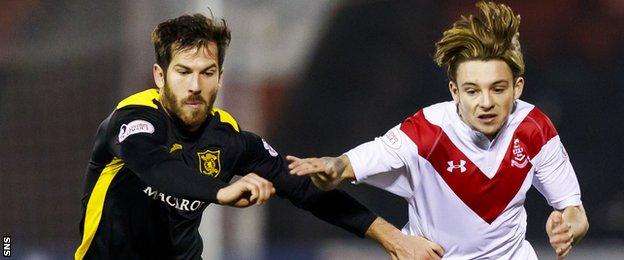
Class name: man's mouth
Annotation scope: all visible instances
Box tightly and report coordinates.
[184,99,204,109]
[477,114,497,123]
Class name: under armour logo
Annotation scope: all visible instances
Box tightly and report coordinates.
[447,160,467,173]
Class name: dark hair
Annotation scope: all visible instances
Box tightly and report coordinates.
[151,13,231,72]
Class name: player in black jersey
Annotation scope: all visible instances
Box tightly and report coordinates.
[75,13,418,260]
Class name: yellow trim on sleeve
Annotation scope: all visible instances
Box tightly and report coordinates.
[74,158,125,260]
[210,107,240,132]
[116,89,160,110]
[170,143,183,153]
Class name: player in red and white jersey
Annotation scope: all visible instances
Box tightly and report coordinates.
[287,2,588,259]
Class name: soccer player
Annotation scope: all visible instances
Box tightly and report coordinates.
[75,13,426,259]
[288,1,588,259]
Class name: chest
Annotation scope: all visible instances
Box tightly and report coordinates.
[165,128,243,183]
[415,129,538,224]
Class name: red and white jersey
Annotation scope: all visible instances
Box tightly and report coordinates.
[346,100,581,259]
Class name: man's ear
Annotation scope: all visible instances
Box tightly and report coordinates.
[513,77,524,100]
[218,70,224,89]
[153,64,165,89]
[449,81,459,103]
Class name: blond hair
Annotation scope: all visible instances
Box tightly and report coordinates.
[434,1,524,81]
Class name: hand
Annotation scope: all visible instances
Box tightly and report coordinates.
[286,155,345,191]
[385,234,444,260]
[216,173,275,207]
[366,217,444,260]
[546,211,574,259]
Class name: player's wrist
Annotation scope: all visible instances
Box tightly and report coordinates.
[334,155,350,180]
[365,217,403,250]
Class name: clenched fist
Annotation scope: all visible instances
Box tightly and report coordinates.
[216,173,275,207]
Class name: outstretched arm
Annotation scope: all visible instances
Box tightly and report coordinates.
[287,154,355,191]
[111,108,275,206]
[286,153,446,259]
[546,205,589,259]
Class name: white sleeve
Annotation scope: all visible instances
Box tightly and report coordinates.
[532,136,582,210]
[345,125,415,198]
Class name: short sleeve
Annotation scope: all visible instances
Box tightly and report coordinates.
[532,136,582,210]
[345,125,415,198]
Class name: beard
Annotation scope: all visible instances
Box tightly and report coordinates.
[161,83,216,131]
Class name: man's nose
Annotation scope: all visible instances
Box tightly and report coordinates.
[188,74,201,94]
[480,93,494,109]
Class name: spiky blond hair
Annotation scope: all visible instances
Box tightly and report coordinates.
[434,1,524,82]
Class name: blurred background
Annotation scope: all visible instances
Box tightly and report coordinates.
[1,0,623,259]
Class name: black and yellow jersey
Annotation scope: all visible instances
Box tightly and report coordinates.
[75,89,377,260]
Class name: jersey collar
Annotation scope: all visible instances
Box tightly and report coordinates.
[449,102,516,150]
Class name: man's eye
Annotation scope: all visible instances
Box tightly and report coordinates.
[178,70,190,75]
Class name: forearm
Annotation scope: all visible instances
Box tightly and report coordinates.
[122,144,228,202]
[297,187,377,237]
[142,158,229,202]
[563,205,589,244]
[275,170,377,237]
[365,217,403,250]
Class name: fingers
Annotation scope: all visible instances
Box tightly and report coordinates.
[551,223,571,236]
[287,156,327,176]
[392,235,444,260]
[217,173,275,208]
[233,197,252,207]
[548,211,574,259]
[242,173,275,205]
[557,244,572,259]
[285,155,300,162]
[549,215,572,243]
[429,241,445,257]
[552,234,572,243]
[548,211,563,230]
[553,233,573,257]
[427,250,442,260]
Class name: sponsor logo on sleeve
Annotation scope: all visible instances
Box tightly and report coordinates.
[381,129,402,149]
[262,139,278,157]
[118,120,155,143]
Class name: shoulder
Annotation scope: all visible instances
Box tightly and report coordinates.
[112,89,166,124]
[421,101,454,125]
[398,102,451,153]
[108,90,168,142]
[514,100,558,139]
[210,107,240,132]
[400,101,450,136]
[513,100,559,154]
[116,88,161,110]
